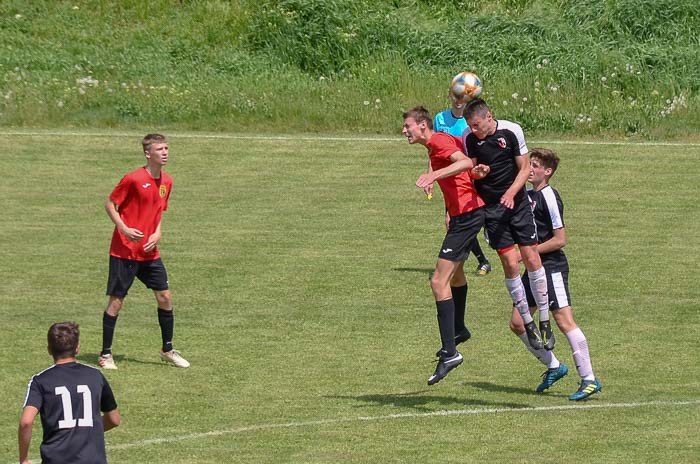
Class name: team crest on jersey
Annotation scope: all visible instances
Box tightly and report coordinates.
[497,137,507,149]
[159,185,167,198]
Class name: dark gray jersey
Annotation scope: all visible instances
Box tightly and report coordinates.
[23,362,117,464]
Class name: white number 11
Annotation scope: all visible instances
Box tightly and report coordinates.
[55,385,94,429]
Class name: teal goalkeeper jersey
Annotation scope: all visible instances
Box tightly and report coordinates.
[434,109,468,137]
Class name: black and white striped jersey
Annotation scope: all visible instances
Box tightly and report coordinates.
[527,185,568,271]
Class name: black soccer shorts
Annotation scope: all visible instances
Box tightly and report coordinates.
[483,198,538,251]
[106,256,169,297]
[438,208,485,262]
[522,268,571,310]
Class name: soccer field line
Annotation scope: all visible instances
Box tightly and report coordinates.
[108,399,700,451]
[1,129,699,146]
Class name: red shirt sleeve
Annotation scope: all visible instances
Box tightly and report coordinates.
[429,133,463,170]
[109,174,133,206]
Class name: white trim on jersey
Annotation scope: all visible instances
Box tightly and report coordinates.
[23,364,58,407]
[551,272,569,308]
[497,120,528,155]
[541,185,564,229]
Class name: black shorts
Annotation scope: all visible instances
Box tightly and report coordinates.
[522,268,571,310]
[438,208,485,262]
[106,256,169,298]
[483,199,538,250]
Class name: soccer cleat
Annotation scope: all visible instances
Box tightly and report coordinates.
[536,363,569,392]
[98,353,118,370]
[435,327,472,357]
[476,262,492,276]
[539,320,555,350]
[569,379,602,401]
[160,350,190,368]
[428,350,463,386]
[524,321,544,350]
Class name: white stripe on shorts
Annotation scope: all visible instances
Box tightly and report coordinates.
[551,272,569,308]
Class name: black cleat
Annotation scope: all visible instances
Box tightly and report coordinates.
[524,321,544,350]
[428,350,463,385]
[539,320,555,350]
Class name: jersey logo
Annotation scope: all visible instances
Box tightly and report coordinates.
[159,185,167,198]
[497,137,507,149]
[142,183,151,189]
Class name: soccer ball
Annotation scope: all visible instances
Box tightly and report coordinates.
[451,72,482,101]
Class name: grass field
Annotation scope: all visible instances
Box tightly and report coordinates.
[1,131,698,463]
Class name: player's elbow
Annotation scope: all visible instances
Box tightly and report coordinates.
[104,410,121,430]
[18,420,33,431]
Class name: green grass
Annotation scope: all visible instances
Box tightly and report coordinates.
[0,0,698,136]
[0,131,699,463]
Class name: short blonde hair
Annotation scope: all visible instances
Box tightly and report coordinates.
[142,133,167,152]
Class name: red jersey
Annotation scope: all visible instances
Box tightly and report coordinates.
[109,167,173,261]
[427,132,484,216]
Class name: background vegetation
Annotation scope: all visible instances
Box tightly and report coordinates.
[1,0,699,137]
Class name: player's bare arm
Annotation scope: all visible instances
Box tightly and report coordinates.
[105,199,144,242]
[501,155,531,209]
[103,408,121,431]
[425,158,434,196]
[18,406,38,464]
[416,151,474,188]
[143,220,162,252]
[536,227,567,254]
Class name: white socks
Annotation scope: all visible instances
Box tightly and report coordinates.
[518,333,559,368]
[505,276,533,324]
[528,267,550,322]
[566,328,595,380]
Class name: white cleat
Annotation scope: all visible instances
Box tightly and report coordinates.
[98,353,118,370]
[160,350,190,368]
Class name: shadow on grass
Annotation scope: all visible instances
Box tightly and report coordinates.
[77,353,163,368]
[327,390,528,412]
[467,381,569,399]
[392,267,433,275]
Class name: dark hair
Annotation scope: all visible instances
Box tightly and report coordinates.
[402,106,433,130]
[463,99,491,120]
[530,148,560,176]
[48,322,80,359]
[142,133,168,152]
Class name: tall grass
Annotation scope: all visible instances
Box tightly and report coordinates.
[0,0,698,137]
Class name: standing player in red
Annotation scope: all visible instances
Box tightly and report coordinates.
[98,134,190,369]
[403,106,486,385]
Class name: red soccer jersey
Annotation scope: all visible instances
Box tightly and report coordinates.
[427,132,485,216]
[109,167,173,261]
